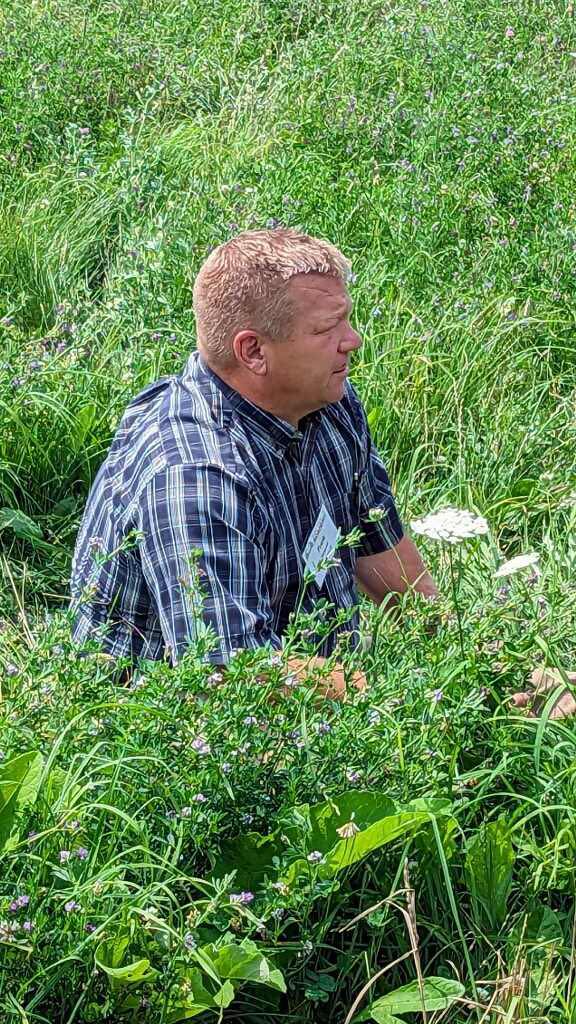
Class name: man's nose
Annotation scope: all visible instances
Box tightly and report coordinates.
[341,326,362,352]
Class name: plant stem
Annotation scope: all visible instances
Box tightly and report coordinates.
[448,546,466,669]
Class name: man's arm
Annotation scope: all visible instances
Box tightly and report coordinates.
[355,534,439,605]
[136,464,281,664]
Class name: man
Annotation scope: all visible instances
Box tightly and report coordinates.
[71,227,437,694]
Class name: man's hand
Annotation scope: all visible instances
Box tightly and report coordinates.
[511,667,576,720]
[356,535,439,606]
[286,655,367,700]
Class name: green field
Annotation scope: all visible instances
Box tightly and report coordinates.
[1,0,576,1020]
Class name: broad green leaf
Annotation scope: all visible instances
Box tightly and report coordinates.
[281,790,399,853]
[465,818,515,928]
[0,752,43,851]
[167,967,218,1020]
[361,977,465,1016]
[214,979,235,1008]
[95,937,159,988]
[211,831,283,888]
[72,403,97,451]
[212,940,286,992]
[284,810,432,884]
[0,508,54,551]
[354,1011,403,1024]
[0,507,43,541]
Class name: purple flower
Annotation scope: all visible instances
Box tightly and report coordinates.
[433,689,444,703]
[9,901,19,913]
[183,932,197,950]
[307,850,324,863]
[85,922,96,933]
[243,715,258,726]
[316,720,332,735]
[191,793,207,803]
[191,736,211,755]
[64,900,81,913]
[16,894,30,908]
[230,891,254,905]
[22,920,34,932]
[59,849,71,863]
[346,769,361,784]
[76,847,89,860]
[78,127,90,136]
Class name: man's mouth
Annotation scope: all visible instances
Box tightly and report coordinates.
[333,366,348,375]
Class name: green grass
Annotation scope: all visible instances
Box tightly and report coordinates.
[1,0,576,1020]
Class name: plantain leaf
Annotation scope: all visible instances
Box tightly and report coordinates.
[465,818,515,928]
[355,977,465,1019]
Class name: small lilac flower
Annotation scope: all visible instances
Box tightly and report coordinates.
[243,715,258,726]
[85,922,96,933]
[433,689,444,703]
[191,793,207,803]
[78,126,90,136]
[6,663,20,677]
[316,721,332,735]
[346,769,361,784]
[9,901,19,913]
[68,820,80,831]
[64,900,81,913]
[230,891,254,905]
[307,850,324,863]
[371,306,382,317]
[10,377,23,389]
[505,25,515,38]
[180,806,192,817]
[221,762,232,773]
[59,849,71,863]
[367,709,381,726]
[22,920,34,932]
[17,895,30,908]
[76,847,89,860]
[183,932,197,950]
[191,736,211,755]
[241,813,254,826]
[28,831,37,839]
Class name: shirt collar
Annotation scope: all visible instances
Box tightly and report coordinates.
[181,351,321,455]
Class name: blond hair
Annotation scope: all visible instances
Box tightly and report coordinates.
[192,227,351,369]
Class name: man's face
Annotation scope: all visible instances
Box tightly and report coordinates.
[262,272,362,421]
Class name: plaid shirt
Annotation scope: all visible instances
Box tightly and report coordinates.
[70,352,404,665]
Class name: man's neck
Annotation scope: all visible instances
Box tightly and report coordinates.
[200,353,307,428]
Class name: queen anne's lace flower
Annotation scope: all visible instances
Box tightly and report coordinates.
[410,507,489,544]
[494,552,539,578]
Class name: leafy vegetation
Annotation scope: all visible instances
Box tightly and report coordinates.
[1,0,575,1020]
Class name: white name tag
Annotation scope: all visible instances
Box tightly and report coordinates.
[302,505,341,588]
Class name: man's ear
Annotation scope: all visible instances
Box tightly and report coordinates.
[232,330,268,376]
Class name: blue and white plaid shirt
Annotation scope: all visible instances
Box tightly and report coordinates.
[70,352,404,665]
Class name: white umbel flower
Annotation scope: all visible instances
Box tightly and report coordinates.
[410,507,489,544]
[494,552,540,578]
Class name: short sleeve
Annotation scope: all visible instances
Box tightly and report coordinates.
[345,384,405,556]
[136,464,280,665]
